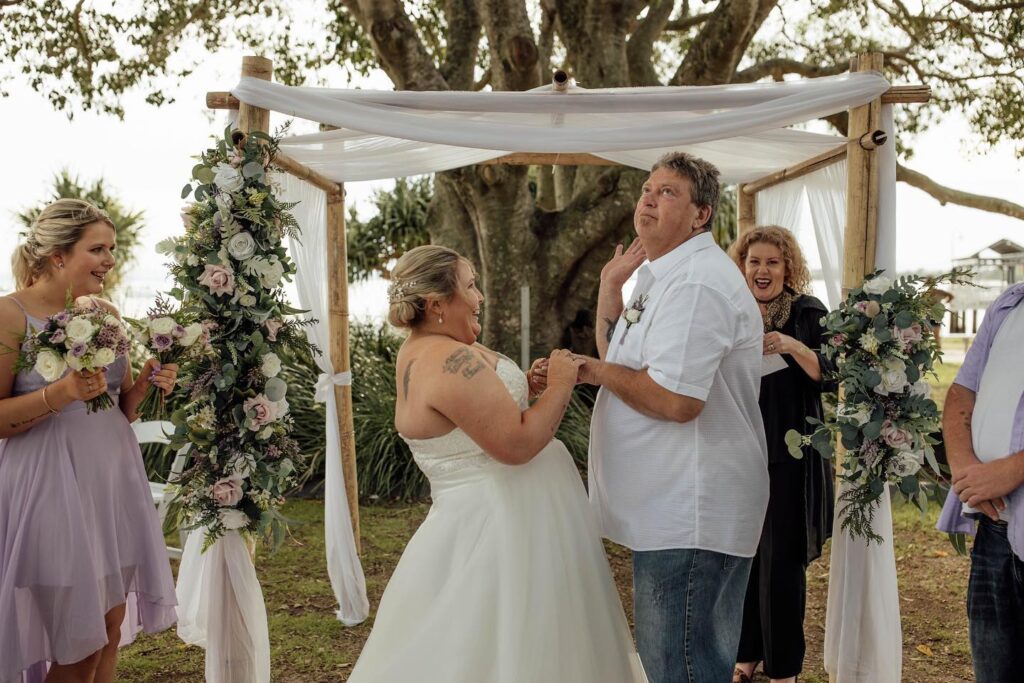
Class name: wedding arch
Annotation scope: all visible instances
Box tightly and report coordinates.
[194,53,927,683]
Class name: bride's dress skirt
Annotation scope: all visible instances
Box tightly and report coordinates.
[349,438,646,682]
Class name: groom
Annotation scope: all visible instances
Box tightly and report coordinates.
[579,152,769,683]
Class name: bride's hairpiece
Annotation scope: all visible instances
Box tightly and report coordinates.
[387,279,417,304]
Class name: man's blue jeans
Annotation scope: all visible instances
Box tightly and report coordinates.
[633,548,753,683]
[968,517,1024,683]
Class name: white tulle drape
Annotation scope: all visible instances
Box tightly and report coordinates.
[229,72,892,185]
[278,172,370,626]
[176,530,270,683]
[805,161,848,309]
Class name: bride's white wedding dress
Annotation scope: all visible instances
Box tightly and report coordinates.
[348,357,647,682]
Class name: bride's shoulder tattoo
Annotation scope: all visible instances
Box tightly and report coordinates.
[443,347,485,379]
[402,360,415,399]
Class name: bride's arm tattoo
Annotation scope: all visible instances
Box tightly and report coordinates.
[402,360,415,399]
[443,347,485,379]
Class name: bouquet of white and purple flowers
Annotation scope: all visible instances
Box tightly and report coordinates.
[786,268,974,542]
[127,296,209,420]
[14,296,132,413]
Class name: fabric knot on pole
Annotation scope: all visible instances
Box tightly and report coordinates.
[315,371,353,402]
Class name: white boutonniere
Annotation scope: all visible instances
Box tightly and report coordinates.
[622,293,649,330]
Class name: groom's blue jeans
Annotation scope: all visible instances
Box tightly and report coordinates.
[633,548,752,683]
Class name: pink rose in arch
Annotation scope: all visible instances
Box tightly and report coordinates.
[210,475,244,507]
[244,394,279,430]
[198,264,235,296]
[880,419,913,451]
[893,323,923,350]
[264,319,283,342]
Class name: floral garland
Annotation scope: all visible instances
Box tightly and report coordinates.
[158,126,313,548]
[786,268,973,543]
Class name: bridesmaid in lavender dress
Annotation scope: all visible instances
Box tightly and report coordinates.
[0,199,179,683]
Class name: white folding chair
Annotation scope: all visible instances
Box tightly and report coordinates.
[131,420,191,560]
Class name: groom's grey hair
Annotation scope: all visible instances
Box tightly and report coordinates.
[651,152,721,232]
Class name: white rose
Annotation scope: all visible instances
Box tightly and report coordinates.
[186,254,200,267]
[258,425,275,440]
[65,316,96,343]
[875,357,909,396]
[66,354,85,371]
[213,163,244,193]
[841,403,872,426]
[261,352,281,378]
[92,347,116,367]
[34,349,67,382]
[276,397,290,417]
[624,309,641,324]
[239,294,257,308]
[180,323,203,347]
[862,275,892,295]
[909,379,931,398]
[219,508,250,530]
[889,450,923,477]
[227,231,257,261]
[149,316,176,336]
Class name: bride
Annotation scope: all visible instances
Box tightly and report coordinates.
[347,245,646,682]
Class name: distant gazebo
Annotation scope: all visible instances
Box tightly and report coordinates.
[949,238,1024,333]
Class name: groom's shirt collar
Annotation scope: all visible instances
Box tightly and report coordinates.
[645,231,716,282]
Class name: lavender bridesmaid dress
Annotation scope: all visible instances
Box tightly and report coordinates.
[0,300,177,682]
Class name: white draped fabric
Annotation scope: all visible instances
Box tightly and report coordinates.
[176,530,270,683]
[230,72,891,184]
[279,173,370,626]
[805,161,848,309]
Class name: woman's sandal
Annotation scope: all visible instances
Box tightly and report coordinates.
[732,667,754,683]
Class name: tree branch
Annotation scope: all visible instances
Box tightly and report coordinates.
[627,0,675,86]
[552,166,645,265]
[953,0,1024,11]
[477,0,541,91]
[665,12,713,30]
[342,0,448,90]
[733,58,847,83]
[671,0,779,85]
[897,164,1024,220]
[439,0,481,90]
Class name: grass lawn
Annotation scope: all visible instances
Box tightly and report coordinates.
[119,364,972,681]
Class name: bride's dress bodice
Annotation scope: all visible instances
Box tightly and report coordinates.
[402,357,529,490]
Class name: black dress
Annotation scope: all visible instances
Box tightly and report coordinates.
[736,293,835,679]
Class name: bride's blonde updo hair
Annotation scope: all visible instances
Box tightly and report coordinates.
[12,198,115,290]
[387,245,468,329]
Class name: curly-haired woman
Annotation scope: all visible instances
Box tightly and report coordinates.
[728,225,836,683]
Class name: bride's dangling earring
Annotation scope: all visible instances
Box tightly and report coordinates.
[438,315,444,324]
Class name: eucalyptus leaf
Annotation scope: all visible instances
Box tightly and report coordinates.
[197,167,216,185]
[264,376,287,401]
[863,420,883,440]
[785,429,805,459]
[242,161,265,179]
[893,310,914,328]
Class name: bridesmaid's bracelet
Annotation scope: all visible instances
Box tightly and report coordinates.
[41,386,58,415]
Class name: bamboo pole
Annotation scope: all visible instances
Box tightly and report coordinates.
[737,183,756,234]
[740,144,848,196]
[236,56,272,135]
[842,52,885,291]
[326,189,361,554]
[271,151,341,196]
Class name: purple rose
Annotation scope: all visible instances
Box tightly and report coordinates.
[50,329,66,344]
[172,324,186,338]
[152,334,174,352]
[52,311,71,327]
[70,341,87,357]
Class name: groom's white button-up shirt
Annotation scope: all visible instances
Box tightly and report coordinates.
[588,232,769,558]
